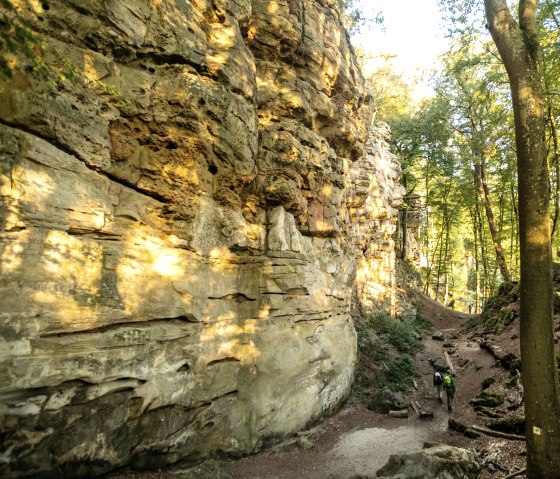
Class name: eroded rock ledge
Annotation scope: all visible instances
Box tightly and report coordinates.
[0,1,403,476]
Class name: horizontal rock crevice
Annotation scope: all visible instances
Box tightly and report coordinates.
[0,0,404,477]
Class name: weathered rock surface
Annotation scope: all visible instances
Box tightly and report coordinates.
[367,388,407,414]
[376,444,481,479]
[0,0,403,477]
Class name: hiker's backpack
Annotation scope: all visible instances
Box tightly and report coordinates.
[444,373,455,390]
[434,371,443,385]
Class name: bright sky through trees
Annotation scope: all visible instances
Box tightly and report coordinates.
[352,0,449,99]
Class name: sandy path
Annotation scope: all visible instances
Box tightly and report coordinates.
[109,295,526,479]
[223,300,501,479]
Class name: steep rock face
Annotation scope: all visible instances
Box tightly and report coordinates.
[0,0,401,477]
[350,123,405,315]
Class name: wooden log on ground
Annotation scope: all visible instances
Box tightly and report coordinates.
[410,401,419,414]
[389,409,409,418]
[501,468,527,479]
[470,425,525,441]
[444,350,455,373]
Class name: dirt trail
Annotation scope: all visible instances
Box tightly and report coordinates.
[222,297,518,479]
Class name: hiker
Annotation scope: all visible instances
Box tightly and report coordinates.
[433,369,444,403]
[443,370,457,411]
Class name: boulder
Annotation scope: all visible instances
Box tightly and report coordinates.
[430,357,448,371]
[449,419,481,439]
[474,406,506,418]
[419,410,434,419]
[376,444,481,479]
[470,391,504,408]
[457,358,470,368]
[368,389,408,414]
[481,377,496,390]
[485,415,526,435]
[448,417,468,434]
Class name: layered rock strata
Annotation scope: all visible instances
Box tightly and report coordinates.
[0,0,402,476]
[351,123,405,315]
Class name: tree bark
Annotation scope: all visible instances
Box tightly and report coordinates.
[548,106,560,238]
[400,206,408,260]
[400,175,409,260]
[476,200,490,301]
[473,207,480,313]
[484,1,560,477]
[474,159,512,283]
[510,182,519,271]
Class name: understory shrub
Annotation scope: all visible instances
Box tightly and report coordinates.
[354,311,432,399]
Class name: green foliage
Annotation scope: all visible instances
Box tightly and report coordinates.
[379,355,419,392]
[0,0,38,79]
[437,0,485,35]
[354,312,430,398]
[376,313,428,355]
[389,23,524,312]
[335,0,383,34]
[0,0,126,103]
[356,51,416,121]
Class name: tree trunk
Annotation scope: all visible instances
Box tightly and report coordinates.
[484,1,560,477]
[473,207,480,313]
[474,159,512,284]
[423,176,432,295]
[400,206,408,260]
[510,182,519,271]
[400,175,409,260]
[435,213,446,301]
[424,230,442,296]
[476,199,490,302]
[443,212,451,305]
[548,106,560,239]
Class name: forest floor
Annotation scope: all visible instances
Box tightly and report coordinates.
[111,292,528,479]
[221,293,527,479]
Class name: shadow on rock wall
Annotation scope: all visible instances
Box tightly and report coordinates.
[0,0,400,477]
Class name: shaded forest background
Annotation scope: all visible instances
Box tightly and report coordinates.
[349,0,560,314]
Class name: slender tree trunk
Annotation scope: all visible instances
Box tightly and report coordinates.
[476,199,489,303]
[510,182,516,268]
[424,230,442,296]
[400,176,409,260]
[443,217,451,305]
[474,159,512,283]
[485,1,560,477]
[473,208,480,313]
[400,206,408,260]
[424,175,432,295]
[511,181,520,272]
[435,212,447,302]
[548,106,560,239]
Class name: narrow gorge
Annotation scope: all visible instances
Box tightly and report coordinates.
[0,1,405,477]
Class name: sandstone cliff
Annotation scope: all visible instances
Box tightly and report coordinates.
[0,1,403,476]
